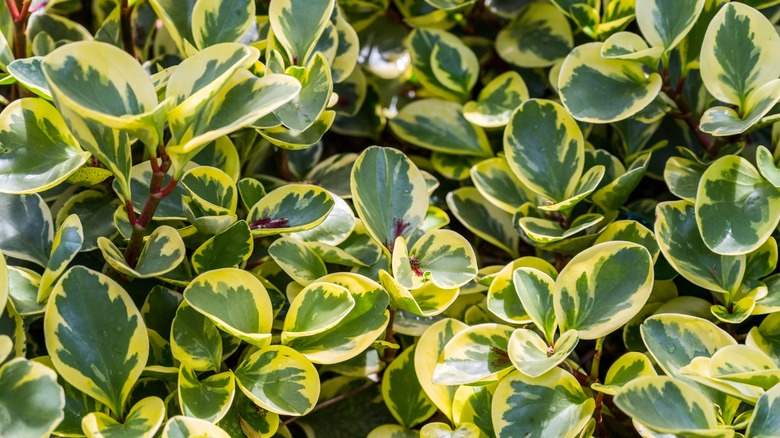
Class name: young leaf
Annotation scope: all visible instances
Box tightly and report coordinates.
[38,214,83,302]
[191,0,255,49]
[82,396,165,438]
[282,282,355,342]
[0,193,53,267]
[269,0,335,64]
[508,328,579,378]
[248,184,334,237]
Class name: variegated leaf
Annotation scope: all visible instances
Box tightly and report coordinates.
[191,0,255,49]
[161,416,230,438]
[463,72,529,128]
[0,358,64,437]
[274,53,333,132]
[282,282,355,342]
[99,225,185,279]
[433,323,514,385]
[447,187,520,258]
[38,214,83,302]
[171,302,223,372]
[383,344,437,428]
[636,0,705,51]
[44,266,148,416]
[591,352,657,395]
[747,384,780,437]
[508,328,579,378]
[495,2,573,67]
[393,230,477,290]
[192,220,253,274]
[0,193,53,267]
[178,367,235,423]
[415,319,468,421]
[270,0,335,64]
[269,237,327,286]
[248,184,334,237]
[513,266,557,343]
[82,396,165,438]
[183,268,274,348]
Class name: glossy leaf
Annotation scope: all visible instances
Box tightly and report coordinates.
[37,214,83,302]
[282,282,355,342]
[269,0,335,64]
[161,416,230,438]
[99,225,185,279]
[0,193,52,267]
[415,319,468,421]
[495,2,573,67]
[192,220,253,274]
[433,323,514,385]
[269,237,327,286]
[383,344,437,428]
[447,187,520,258]
[191,0,254,49]
[393,229,477,290]
[0,358,64,437]
[178,367,235,423]
[508,328,579,378]
[463,72,529,128]
[636,0,705,51]
[82,396,165,438]
[171,302,223,372]
[248,184,334,237]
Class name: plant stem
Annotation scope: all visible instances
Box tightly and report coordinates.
[382,308,397,363]
[120,0,136,59]
[123,152,176,268]
[590,337,604,382]
[660,70,717,157]
[276,148,295,182]
[6,0,31,100]
[280,380,379,427]
[594,392,608,438]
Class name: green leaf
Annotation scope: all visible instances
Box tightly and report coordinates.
[270,0,335,64]
[389,99,492,157]
[7,57,52,99]
[183,268,274,348]
[392,230,477,290]
[470,157,536,213]
[636,0,705,51]
[234,345,320,416]
[555,241,653,339]
[747,384,780,437]
[559,42,663,123]
[433,323,514,385]
[43,41,165,149]
[709,345,780,389]
[351,146,428,250]
[700,2,780,108]
[219,391,280,438]
[269,237,328,286]
[429,32,480,99]
[120,161,190,220]
[415,319,468,421]
[161,416,230,438]
[284,273,390,364]
[6,266,44,317]
[181,165,238,212]
[696,155,780,255]
[514,267,557,343]
[82,396,165,438]
[591,352,657,395]
[171,302,223,372]
[38,214,83,302]
[282,282,355,342]
[655,201,745,294]
[492,368,594,438]
[248,184,334,237]
[600,32,663,66]
[44,266,148,416]
[147,0,196,54]
[192,220,253,274]
[191,0,255,49]
[99,225,185,279]
[592,153,650,211]
[614,376,717,433]
[0,358,64,437]
[593,219,660,262]
[508,328,579,378]
[379,269,460,317]
[700,79,780,136]
[178,367,235,423]
[56,190,119,251]
[447,187,519,258]
[488,258,556,325]
[0,193,52,267]
[664,156,708,202]
[274,53,333,132]
[463,71,529,128]
[495,2,573,67]
[504,99,584,203]
[0,98,88,194]
[383,345,437,428]
[289,193,355,246]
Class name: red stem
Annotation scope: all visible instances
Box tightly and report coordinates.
[4,0,20,20]
[661,70,717,157]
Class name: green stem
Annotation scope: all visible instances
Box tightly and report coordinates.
[590,337,605,382]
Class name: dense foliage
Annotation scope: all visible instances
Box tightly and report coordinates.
[1,0,780,436]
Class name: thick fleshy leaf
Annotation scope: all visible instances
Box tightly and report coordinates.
[171,302,223,372]
[44,266,148,415]
[56,190,119,251]
[7,57,52,99]
[492,368,594,438]
[591,352,657,395]
[433,324,514,385]
[43,41,164,148]
[495,2,573,67]
[700,2,780,107]
[514,267,557,343]
[6,266,44,317]
[708,345,780,389]
[147,0,197,54]
[270,0,335,64]
[463,72,529,128]
[274,53,332,132]
[351,146,428,250]
[284,273,389,364]
[488,257,556,325]
[0,98,88,194]
[282,282,355,342]
[508,329,579,378]
[218,391,280,438]
[641,314,736,381]
[82,396,165,438]
[614,376,717,433]
[289,192,355,246]
[655,201,745,294]
[0,193,52,267]
[600,32,663,66]
[415,319,468,421]
[700,80,780,136]
[192,220,253,274]
[379,269,459,317]
[452,384,496,437]
[559,42,662,123]
[248,184,334,237]
[591,154,650,211]
[0,358,64,437]
[429,31,479,99]
[636,0,705,51]
[420,422,481,438]
[696,155,780,255]
[38,214,83,302]
[594,219,660,262]
[405,28,470,101]
[181,165,238,212]
[234,345,320,416]
[554,241,653,339]
[191,0,254,49]
[167,72,302,172]
[447,187,519,258]
[389,99,492,157]
[470,157,536,213]
[183,268,274,347]
[747,384,780,437]
[99,225,185,279]
[393,230,477,290]
[178,367,235,423]
[269,237,327,286]
[161,416,230,438]
[383,344,437,428]
[504,99,583,202]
